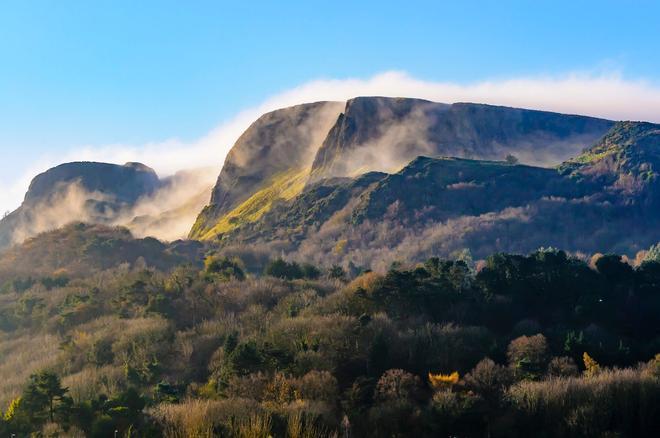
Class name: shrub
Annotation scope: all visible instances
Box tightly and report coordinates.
[583,352,601,377]
[547,356,579,378]
[463,358,512,405]
[428,371,460,391]
[374,369,421,403]
[204,255,245,281]
[265,259,304,280]
[151,398,261,437]
[508,368,660,436]
[507,334,549,379]
[430,389,485,436]
[294,371,339,402]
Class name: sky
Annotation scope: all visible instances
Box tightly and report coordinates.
[1,0,660,213]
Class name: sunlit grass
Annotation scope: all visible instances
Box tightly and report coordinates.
[194,167,309,240]
[0,332,62,409]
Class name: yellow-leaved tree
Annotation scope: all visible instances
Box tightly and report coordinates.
[428,371,460,390]
[4,396,21,421]
[583,352,600,377]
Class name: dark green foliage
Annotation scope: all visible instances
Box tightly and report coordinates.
[72,388,149,436]
[204,255,245,281]
[265,258,304,279]
[154,381,179,404]
[1,248,660,436]
[226,341,266,376]
[264,258,322,280]
[7,371,73,432]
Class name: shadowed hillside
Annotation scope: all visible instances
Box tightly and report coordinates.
[310,97,613,181]
[198,121,660,270]
[191,97,614,240]
[0,163,215,248]
[0,223,201,280]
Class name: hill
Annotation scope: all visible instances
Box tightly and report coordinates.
[1,102,659,437]
[0,223,201,281]
[0,162,214,248]
[199,121,660,269]
[191,101,344,239]
[191,97,614,242]
[0,162,161,249]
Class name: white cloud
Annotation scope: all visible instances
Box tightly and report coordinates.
[2,70,660,215]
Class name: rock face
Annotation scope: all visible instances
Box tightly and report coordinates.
[0,162,161,249]
[23,161,160,206]
[190,101,344,239]
[195,112,660,269]
[192,96,614,241]
[310,97,614,181]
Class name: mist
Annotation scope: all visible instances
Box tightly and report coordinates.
[2,166,217,247]
[6,181,116,245]
[121,167,217,241]
[3,70,660,217]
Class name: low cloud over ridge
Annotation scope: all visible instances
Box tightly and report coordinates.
[3,70,660,216]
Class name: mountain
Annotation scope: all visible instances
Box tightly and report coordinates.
[4,98,657,270]
[0,162,214,249]
[195,117,660,270]
[0,162,161,249]
[191,97,614,241]
[190,101,344,239]
[309,97,614,181]
[23,161,161,205]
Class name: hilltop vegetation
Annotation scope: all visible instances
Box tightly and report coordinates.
[203,145,660,270]
[0,99,659,436]
[189,102,660,270]
[0,234,659,436]
[191,168,309,240]
[0,223,199,280]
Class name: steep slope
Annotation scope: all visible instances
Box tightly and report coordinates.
[192,97,614,240]
[215,157,592,249]
[310,97,614,181]
[190,101,344,239]
[0,162,161,249]
[559,121,660,201]
[210,121,660,268]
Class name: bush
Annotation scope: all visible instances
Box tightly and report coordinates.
[265,259,304,280]
[204,255,246,281]
[463,358,512,406]
[507,334,549,379]
[374,369,421,403]
[508,367,660,437]
[546,356,579,378]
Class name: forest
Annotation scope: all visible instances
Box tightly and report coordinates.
[0,230,659,437]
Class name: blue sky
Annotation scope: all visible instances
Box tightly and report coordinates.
[1,0,660,212]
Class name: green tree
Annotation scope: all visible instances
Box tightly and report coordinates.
[265,258,303,280]
[20,371,72,426]
[204,255,245,281]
